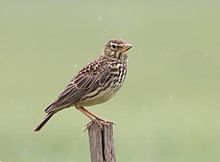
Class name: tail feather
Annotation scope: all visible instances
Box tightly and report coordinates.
[44,103,54,112]
[34,112,54,132]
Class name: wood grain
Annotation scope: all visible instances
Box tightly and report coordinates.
[88,122,116,162]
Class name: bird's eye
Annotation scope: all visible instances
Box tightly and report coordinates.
[111,44,117,49]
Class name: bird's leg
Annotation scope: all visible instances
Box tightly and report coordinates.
[77,107,96,121]
[77,107,101,131]
[79,107,104,121]
[77,106,113,131]
[80,107,114,125]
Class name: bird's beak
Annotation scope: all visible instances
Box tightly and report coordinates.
[124,43,133,51]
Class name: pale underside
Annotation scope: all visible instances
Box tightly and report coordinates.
[76,84,121,107]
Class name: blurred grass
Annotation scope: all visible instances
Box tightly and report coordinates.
[0,0,220,162]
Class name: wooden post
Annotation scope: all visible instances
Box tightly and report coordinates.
[88,122,116,162]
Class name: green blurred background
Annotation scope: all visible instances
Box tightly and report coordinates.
[1,0,220,162]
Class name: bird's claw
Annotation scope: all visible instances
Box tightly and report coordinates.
[83,119,114,132]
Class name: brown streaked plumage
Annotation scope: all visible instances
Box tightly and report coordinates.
[34,39,132,131]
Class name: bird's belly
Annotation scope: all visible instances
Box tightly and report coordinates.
[77,86,118,106]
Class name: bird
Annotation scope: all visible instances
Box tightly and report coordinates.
[34,39,132,132]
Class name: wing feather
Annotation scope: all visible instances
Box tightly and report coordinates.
[45,59,111,113]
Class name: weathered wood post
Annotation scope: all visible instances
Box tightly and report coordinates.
[88,122,116,162]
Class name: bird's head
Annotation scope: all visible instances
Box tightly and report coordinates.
[102,39,133,61]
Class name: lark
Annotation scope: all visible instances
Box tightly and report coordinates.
[34,39,132,131]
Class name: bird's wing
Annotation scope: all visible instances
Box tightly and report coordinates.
[45,60,111,113]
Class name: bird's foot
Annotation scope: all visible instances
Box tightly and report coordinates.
[95,117,115,126]
[83,118,114,132]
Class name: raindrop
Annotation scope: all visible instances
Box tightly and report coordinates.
[98,16,103,22]
[203,53,208,60]
[165,52,171,57]
[169,96,173,102]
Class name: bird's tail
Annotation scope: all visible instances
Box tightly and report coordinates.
[34,112,55,132]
